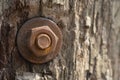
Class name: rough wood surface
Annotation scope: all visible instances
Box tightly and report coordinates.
[0,0,119,80]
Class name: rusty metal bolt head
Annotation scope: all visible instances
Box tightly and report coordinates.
[17,18,62,64]
[28,26,58,57]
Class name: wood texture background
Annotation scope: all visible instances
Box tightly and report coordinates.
[0,0,119,80]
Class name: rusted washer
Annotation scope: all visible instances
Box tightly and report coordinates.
[17,18,62,64]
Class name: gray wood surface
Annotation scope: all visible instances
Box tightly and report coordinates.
[0,0,119,80]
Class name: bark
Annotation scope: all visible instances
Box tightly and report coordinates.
[0,0,119,80]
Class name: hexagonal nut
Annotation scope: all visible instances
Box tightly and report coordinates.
[28,26,59,57]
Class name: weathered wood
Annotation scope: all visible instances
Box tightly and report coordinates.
[0,0,119,80]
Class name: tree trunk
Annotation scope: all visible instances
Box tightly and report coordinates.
[0,0,119,80]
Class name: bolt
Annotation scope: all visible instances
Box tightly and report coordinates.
[36,34,51,49]
[17,18,62,64]
[28,26,58,57]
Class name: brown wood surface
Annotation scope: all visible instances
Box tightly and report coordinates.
[0,0,120,80]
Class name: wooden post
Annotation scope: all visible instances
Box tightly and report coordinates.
[0,0,119,80]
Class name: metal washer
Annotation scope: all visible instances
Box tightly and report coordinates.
[17,18,62,64]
